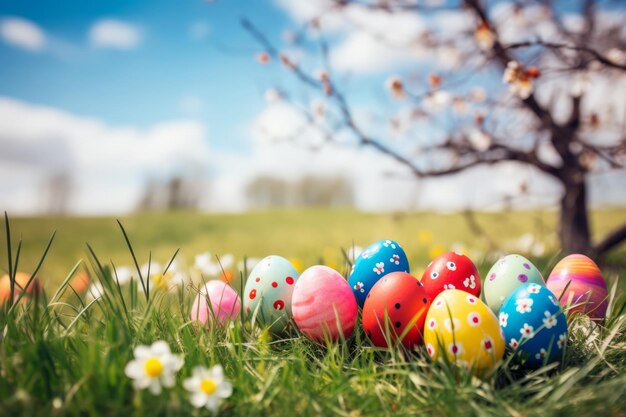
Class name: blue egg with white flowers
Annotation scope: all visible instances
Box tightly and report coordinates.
[499,283,568,368]
[348,240,410,307]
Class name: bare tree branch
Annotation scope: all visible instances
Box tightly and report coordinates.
[503,40,626,71]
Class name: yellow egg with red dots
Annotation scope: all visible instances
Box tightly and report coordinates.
[424,289,505,376]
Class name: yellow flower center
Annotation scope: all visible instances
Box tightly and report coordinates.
[144,357,164,378]
[200,378,217,395]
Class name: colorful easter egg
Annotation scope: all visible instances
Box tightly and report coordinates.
[421,252,481,300]
[499,283,568,368]
[362,272,430,349]
[0,272,41,304]
[546,254,608,320]
[243,256,300,333]
[191,280,241,326]
[484,254,545,314]
[348,240,409,307]
[69,272,91,294]
[292,265,358,343]
[424,290,504,375]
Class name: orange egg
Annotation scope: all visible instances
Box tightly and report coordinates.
[0,272,41,304]
[69,272,90,293]
[220,270,234,283]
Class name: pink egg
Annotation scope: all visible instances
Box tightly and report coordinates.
[292,265,358,343]
[546,254,608,320]
[190,281,241,326]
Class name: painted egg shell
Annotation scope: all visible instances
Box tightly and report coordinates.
[484,254,545,314]
[424,290,504,375]
[546,254,608,320]
[348,239,409,307]
[243,255,300,333]
[190,281,241,326]
[362,272,430,349]
[0,272,41,304]
[421,252,481,300]
[499,283,567,368]
[292,265,358,343]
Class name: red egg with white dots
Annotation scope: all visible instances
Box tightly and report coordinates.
[420,252,481,300]
[362,272,431,349]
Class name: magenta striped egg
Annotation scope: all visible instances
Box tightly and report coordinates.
[292,265,358,343]
[546,254,608,320]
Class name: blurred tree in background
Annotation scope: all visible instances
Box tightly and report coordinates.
[244,0,626,256]
[246,175,354,208]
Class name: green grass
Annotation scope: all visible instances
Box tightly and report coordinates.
[1,209,626,416]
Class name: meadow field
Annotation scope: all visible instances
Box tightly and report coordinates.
[1,208,626,416]
[2,208,626,286]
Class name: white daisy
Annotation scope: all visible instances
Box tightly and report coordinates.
[183,365,233,412]
[124,341,184,395]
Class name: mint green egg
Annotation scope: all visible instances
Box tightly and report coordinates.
[484,254,545,314]
[243,256,300,333]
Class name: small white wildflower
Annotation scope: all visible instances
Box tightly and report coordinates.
[124,341,184,395]
[183,365,233,412]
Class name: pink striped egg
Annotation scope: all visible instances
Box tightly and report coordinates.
[292,265,358,343]
[546,254,608,320]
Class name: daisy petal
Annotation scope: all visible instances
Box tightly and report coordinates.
[133,377,151,390]
[124,360,144,379]
[216,381,233,398]
[151,341,171,356]
[149,379,162,395]
[133,345,151,359]
[169,354,184,371]
[161,372,175,388]
[183,376,199,392]
[205,396,220,412]
[210,365,224,381]
[190,392,208,408]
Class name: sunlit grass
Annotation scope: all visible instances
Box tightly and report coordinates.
[1,212,626,416]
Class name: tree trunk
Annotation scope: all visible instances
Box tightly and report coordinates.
[559,175,592,255]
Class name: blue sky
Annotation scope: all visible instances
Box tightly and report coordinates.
[0,0,290,152]
[0,0,624,214]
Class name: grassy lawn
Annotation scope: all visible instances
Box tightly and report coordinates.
[1,209,626,416]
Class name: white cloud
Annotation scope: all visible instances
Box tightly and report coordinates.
[89,19,142,49]
[0,17,46,52]
[275,0,429,73]
[0,97,210,214]
[330,31,424,74]
[1,97,624,215]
